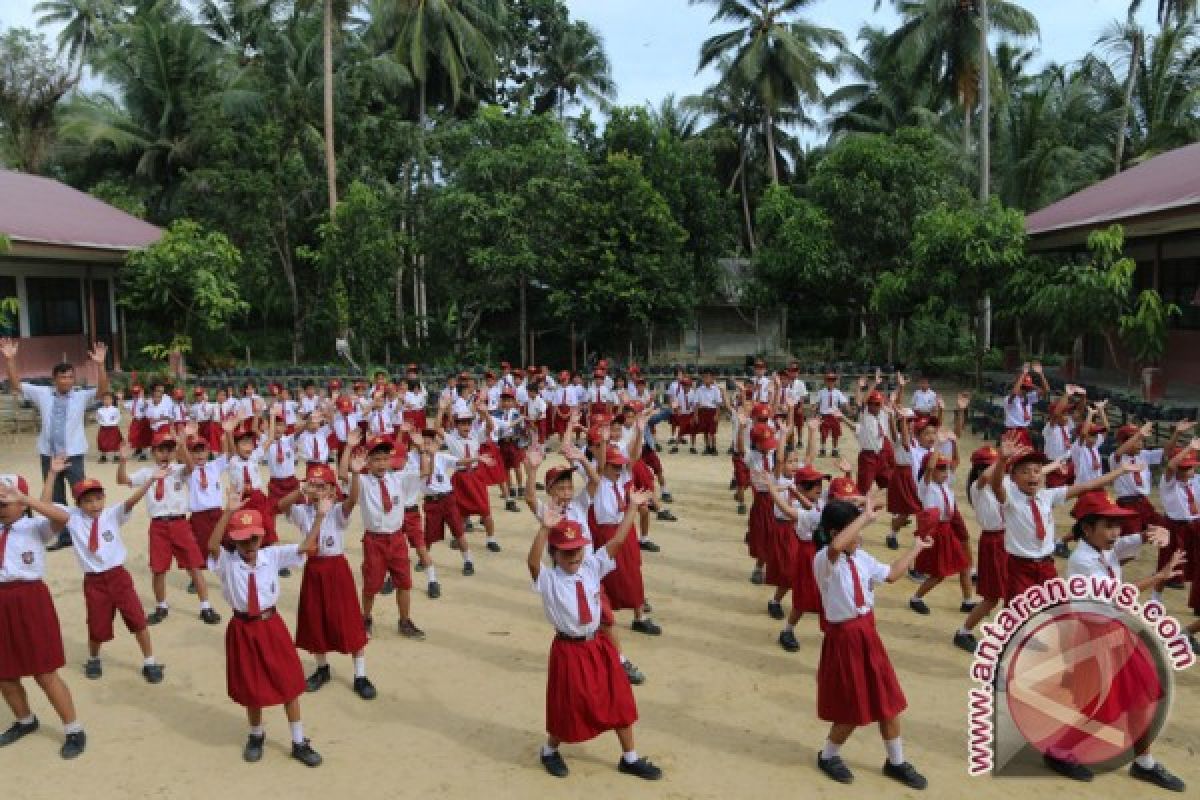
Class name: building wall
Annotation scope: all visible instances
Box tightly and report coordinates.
[658,306,786,362]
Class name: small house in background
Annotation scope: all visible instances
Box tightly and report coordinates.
[1026,142,1200,386]
[651,258,788,364]
[0,170,161,379]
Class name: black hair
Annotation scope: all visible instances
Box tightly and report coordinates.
[51,362,74,377]
[812,500,862,549]
[965,463,988,506]
[302,380,314,389]
[796,480,821,492]
[1072,514,1113,541]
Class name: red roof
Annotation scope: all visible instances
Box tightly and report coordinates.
[1026,142,1200,239]
[0,170,161,252]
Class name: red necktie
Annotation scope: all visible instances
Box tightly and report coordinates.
[1090,448,1100,471]
[615,482,627,512]
[0,524,9,561]
[846,557,866,610]
[1030,497,1047,540]
[275,442,284,464]
[242,466,253,494]
[1131,460,1143,487]
[1185,484,1199,517]
[1059,426,1069,449]
[199,466,208,490]
[1102,554,1116,579]
[379,476,393,513]
[246,570,261,616]
[88,515,100,553]
[575,579,593,625]
[1023,400,1031,421]
[939,485,952,520]
[314,437,324,463]
[155,476,165,501]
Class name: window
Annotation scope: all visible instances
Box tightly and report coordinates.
[0,276,17,337]
[25,276,83,336]
[1158,258,1200,331]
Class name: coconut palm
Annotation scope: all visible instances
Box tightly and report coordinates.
[33,0,120,78]
[690,0,844,184]
[532,20,615,120]
[1131,0,1199,25]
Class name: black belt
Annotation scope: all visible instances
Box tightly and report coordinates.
[1010,555,1053,563]
[426,493,452,501]
[555,632,595,642]
[234,607,276,621]
[153,515,186,521]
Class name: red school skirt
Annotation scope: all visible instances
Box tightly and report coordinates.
[694,407,718,435]
[791,539,821,614]
[498,439,525,471]
[97,425,123,453]
[886,466,922,516]
[424,493,465,545]
[819,414,842,439]
[631,459,656,492]
[553,406,572,437]
[129,417,153,449]
[225,611,307,708]
[732,453,750,490]
[295,555,368,656]
[640,446,663,477]
[267,475,300,507]
[976,530,1007,601]
[764,517,799,588]
[480,441,507,485]
[746,490,773,560]
[817,612,907,726]
[190,508,223,559]
[201,420,223,452]
[545,634,638,743]
[452,468,491,518]
[857,449,890,495]
[590,519,645,611]
[674,412,695,436]
[915,518,970,578]
[83,566,147,643]
[0,581,66,680]
[1115,494,1162,538]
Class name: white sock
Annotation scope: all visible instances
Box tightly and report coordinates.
[1135,754,1156,769]
[290,721,305,744]
[957,627,971,637]
[143,656,156,666]
[199,600,212,611]
[622,750,639,764]
[1151,591,1163,605]
[784,623,795,634]
[315,653,328,667]
[64,721,83,735]
[157,602,168,610]
[249,725,264,736]
[884,737,904,766]
[541,743,557,757]
[17,715,35,726]
[887,532,898,540]
[353,656,366,678]
[910,595,921,604]
[821,739,841,760]
[486,535,497,543]
[425,565,437,582]
[462,552,472,564]
[620,654,629,665]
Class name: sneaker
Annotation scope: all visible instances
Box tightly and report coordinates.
[427,581,441,599]
[882,761,927,789]
[1130,761,1185,792]
[631,618,662,636]
[689,447,697,455]
[1043,754,1093,781]
[661,492,673,504]
[736,503,747,515]
[831,448,839,458]
[486,540,502,553]
[960,600,978,613]
[462,561,475,577]
[623,660,646,685]
[84,658,102,680]
[363,615,373,636]
[750,566,764,585]
[306,665,331,692]
[817,753,854,784]
[1054,541,1070,559]
[382,575,397,593]
[886,534,899,550]
[639,539,661,552]
[505,500,520,513]
[728,479,737,490]
[465,520,476,532]
[818,449,826,458]
[0,717,38,747]
[398,619,426,640]
[767,600,785,620]
[617,756,663,780]
[353,676,377,700]
[291,739,323,767]
[200,608,221,625]
[278,568,291,578]
[142,663,164,684]
[909,598,931,615]
[953,632,978,653]
[656,509,677,522]
[779,630,800,652]
[541,750,569,778]
[147,607,169,625]
[60,731,87,760]
[186,581,197,594]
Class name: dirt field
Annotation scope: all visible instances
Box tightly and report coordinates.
[1,419,1195,799]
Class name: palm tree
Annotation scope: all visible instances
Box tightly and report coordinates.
[1131,0,1199,25]
[532,20,615,120]
[0,27,78,172]
[650,93,701,140]
[824,24,941,137]
[690,0,844,184]
[33,0,119,80]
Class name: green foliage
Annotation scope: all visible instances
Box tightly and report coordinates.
[0,27,76,172]
[751,184,837,306]
[1119,289,1181,366]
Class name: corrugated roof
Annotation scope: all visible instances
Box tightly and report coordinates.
[0,170,161,252]
[1026,142,1200,238]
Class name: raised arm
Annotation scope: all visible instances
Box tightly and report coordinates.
[341,452,363,516]
[1,338,21,396]
[0,482,69,532]
[40,455,67,505]
[603,490,650,558]
[1066,458,1145,499]
[116,443,133,487]
[122,466,159,514]
[89,342,110,398]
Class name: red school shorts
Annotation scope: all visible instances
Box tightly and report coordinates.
[149,517,205,573]
[83,566,147,643]
[361,532,412,595]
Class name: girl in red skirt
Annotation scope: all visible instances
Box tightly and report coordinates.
[125,384,153,460]
[528,497,662,781]
[0,477,86,759]
[224,418,282,548]
[885,410,927,548]
[207,499,322,767]
[745,420,781,585]
[95,392,122,462]
[760,418,817,621]
[439,397,502,553]
[1048,492,1185,790]
[813,495,931,789]
[908,451,972,616]
[955,446,1007,653]
[590,446,660,635]
[280,463,375,700]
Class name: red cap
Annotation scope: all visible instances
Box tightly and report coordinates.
[1115,424,1140,442]
[752,403,771,421]
[828,476,858,499]
[130,384,143,395]
[329,379,343,390]
[547,519,589,551]
[1083,424,1106,436]
[1020,376,1035,390]
[233,427,258,442]
[604,448,629,466]
[1009,450,1050,470]
[750,424,778,451]
[228,509,265,541]
[545,466,573,487]
[500,388,516,399]
[792,465,828,483]
[866,390,884,405]
[1177,453,1199,469]
[628,365,641,375]
[635,376,647,385]
[335,397,353,413]
[681,376,693,386]
[171,388,184,401]
[305,463,337,484]
[1071,490,1137,520]
[970,446,998,466]
[193,386,206,397]
[592,369,604,378]
[366,436,394,454]
[913,417,937,434]
[921,450,952,473]
[71,478,104,501]
[151,430,177,448]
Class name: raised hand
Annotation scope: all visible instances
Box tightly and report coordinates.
[349,451,367,473]
[1121,460,1147,474]
[317,493,335,515]
[541,504,563,530]
[1031,361,1043,376]
[837,458,853,474]
[629,489,652,508]
[526,445,545,469]
[49,454,67,474]
[1161,549,1186,583]
[0,482,23,503]
[118,443,132,461]
[1144,525,1171,549]
[153,464,172,481]
[998,437,1024,459]
[1175,419,1195,433]
[184,421,199,438]
[346,428,363,448]
[480,453,497,468]
[409,430,425,450]
[857,377,867,390]
[88,341,108,364]
[913,535,935,552]
[221,415,240,433]
[957,392,970,410]
[224,484,241,511]
[895,372,907,388]
[0,337,17,360]
[561,441,583,462]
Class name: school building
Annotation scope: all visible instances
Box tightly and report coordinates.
[0,170,161,379]
[1026,141,1200,386]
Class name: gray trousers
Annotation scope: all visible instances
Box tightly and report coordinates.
[40,453,85,505]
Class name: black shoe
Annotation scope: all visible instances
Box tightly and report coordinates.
[486,540,501,553]
[243,733,266,763]
[1165,579,1186,590]
[667,438,676,446]
[509,488,518,498]
[971,571,978,585]
[909,598,931,615]
[737,503,747,515]
[1130,761,1186,792]
[200,608,221,625]
[960,601,978,613]
[462,561,475,576]
[291,739,323,767]
[363,615,373,636]
[750,566,764,585]
[147,607,168,625]
[656,509,677,522]
[728,479,737,490]
[689,447,697,454]
[767,600,785,620]
[1054,541,1070,559]
[0,717,38,747]
[306,665,331,692]
[381,575,396,594]
[186,581,197,594]
[60,731,86,760]
[669,447,679,454]
[818,448,826,458]
[47,532,71,551]
[655,444,662,453]
[661,492,673,503]
[353,676,377,700]
[779,630,800,652]
[617,756,663,780]
[886,535,899,550]
[623,660,646,685]
[639,539,661,552]
[505,500,519,513]
[142,663,164,684]
[427,581,441,599]
[278,568,292,578]
[1043,754,1093,782]
[831,448,839,458]
[953,632,978,653]
[882,761,927,789]
[137,452,148,461]
[818,753,854,784]
[1189,634,1199,654]
[535,482,544,491]
[631,618,662,636]
[84,658,102,679]
[541,750,569,778]
[398,619,426,640]
[465,520,476,532]
[98,455,107,464]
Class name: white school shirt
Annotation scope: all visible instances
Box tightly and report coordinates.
[144,397,174,431]
[426,452,458,494]
[332,413,356,443]
[534,495,594,555]
[1004,392,1038,428]
[358,471,411,532]
[364,407,393,437]
[189,454,227,512]
[968,483,1005,531]
[551,386,574,408]
[911,388,938,414]
[287,503,349,557]
[237,394,262,420]
[534,548,616,638]
[1042,421,1074,461]
[746,449,776,491]
[752,376,772,403]
[208,545,305,613]
[0,516,58,582]
[784,379,808,406]
[591,477,628,525]
[794,502,822,542]
[265,435,297,480]
[1002,478,1066,559]
[857,411,888,452]
[445,427,487,461]
[1070,436,1106,483]
[1160,475,1199,521]
[772,477,796,520]
[65,504,131,573]
[814,547,890,624]
[816,388,848,415]
[921,479,957,520]
[403,389,427,415]
[95,405,121,427]
[296,428,331,464]
[130,464,189,517]
[219,398,240,421]
[526,394,547,422]
[1068,536,1144,582]
[299,394,320,416]
[586,384,613,407]
[125,396,149,420]
[673,387,697,413]
[494,408,523,440]
[695,384,723,409]
[1111,450,1162,498]
[569,384,588,406]
[228,452,266,495]
[484,385,503,410]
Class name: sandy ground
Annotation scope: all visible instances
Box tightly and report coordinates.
[0,419,1196,800]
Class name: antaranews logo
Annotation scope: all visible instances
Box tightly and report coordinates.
[967,576,1194,777]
